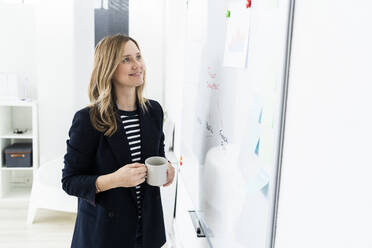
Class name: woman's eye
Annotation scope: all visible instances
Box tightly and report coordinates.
[123,58,130,63]
[136,55,142,60]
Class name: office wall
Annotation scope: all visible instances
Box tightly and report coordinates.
[0,1,93,163]
[0,3,37,99]
[36,0,94,164]
[163,0,187,157]
[275,1,372,247]
[74,0,95,110]
[129,0,166,105]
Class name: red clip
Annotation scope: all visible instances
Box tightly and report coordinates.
[246,0,252,8]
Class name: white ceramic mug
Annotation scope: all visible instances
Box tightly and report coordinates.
[145,156,168,186]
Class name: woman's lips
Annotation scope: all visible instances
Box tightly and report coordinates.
[129,72,142,77]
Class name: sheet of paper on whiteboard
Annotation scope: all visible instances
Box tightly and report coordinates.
[223,3,251,68]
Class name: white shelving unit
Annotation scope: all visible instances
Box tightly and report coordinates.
[0,99,39,201]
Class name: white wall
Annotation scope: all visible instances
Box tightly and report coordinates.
[275,1,372,247]
[35,0,75,164]
[129,0,165,105]
[73,0,94,110]
[36,0,93,164]
[163,0,187,157]
[0,3,38,99]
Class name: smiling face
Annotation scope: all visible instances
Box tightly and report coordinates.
[112,40,145,89]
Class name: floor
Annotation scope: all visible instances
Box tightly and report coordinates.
[0,201,75,248]
[0,200,169,248]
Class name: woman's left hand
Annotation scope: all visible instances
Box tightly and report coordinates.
[163,162,175,187]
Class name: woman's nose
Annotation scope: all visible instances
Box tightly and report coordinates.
[132,60,140,69]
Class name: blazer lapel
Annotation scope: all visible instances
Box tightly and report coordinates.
[137,101,157,200]
[105,104,139,205]
[105,111,130,169]
[137,101,158,161]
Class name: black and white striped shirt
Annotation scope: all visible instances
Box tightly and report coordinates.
[119,109,143,220]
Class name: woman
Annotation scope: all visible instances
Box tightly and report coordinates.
[62,34,175,248]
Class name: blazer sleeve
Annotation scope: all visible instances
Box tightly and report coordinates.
[62,108,99,206]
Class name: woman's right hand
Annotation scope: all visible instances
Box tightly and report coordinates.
[113,163,147,188]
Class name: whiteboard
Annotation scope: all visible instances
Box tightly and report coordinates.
[179,0,294,247]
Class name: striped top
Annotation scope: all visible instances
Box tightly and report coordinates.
[119,109,143,220]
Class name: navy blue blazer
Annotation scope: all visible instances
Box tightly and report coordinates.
[62,99,166,248]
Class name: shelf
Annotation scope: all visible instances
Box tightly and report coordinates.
[0,187,31,201]
[1,167,34,171]
[0,99,36,107]
[0,130,33,139]
[0,99,38,202]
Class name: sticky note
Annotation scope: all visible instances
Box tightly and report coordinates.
[254,138,260,156]
[246,168,270,195]
[257,168,270,196]
[258,107,263,124]
[256,168,270,190]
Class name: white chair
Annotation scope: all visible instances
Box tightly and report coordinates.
[27,156,77,224]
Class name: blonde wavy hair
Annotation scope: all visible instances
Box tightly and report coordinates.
[88,34,148,137]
